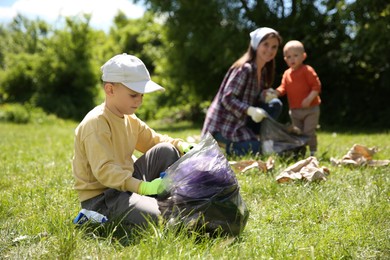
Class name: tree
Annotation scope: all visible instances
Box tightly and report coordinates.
[138,0,336,123]
[344,0,390,127]
[0,14,100,120]
[320,0,390,127]
[136,0,256,122]
[1,1,388,128]
[32,15,99,120]
[137,0,389,128]
[0,15,50,103]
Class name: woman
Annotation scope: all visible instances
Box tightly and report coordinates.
[201,27,283,156]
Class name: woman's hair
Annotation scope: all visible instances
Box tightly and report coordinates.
[231,32,282,88]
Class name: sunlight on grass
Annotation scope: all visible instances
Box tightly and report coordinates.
[0,121,389,259]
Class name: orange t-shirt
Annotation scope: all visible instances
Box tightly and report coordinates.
[277,64,321,109]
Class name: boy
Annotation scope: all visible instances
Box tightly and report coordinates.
[266,40,321,156]
[72,53,192,227]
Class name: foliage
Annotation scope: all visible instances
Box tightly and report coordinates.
[0,14,99,121]
[0,120,389,258]
[0,1,389,127]
[0,16,49,103]
[0,103,61,124]
[320,0,390,127]
[0,103,30,123]
[0,53,38,103]
[140,0,390,128]
[32,15,99,120]
[142,0,248,105]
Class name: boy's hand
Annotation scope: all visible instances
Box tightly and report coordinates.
[301,98,311,108]
[138,178,165,195]
[179,141,194,154]
[302,90,319,108]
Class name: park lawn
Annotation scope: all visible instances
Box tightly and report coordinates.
[0,121,389,259]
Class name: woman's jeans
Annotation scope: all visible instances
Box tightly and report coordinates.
[214,98,282,156]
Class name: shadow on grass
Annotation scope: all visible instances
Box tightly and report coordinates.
[75,221,142,246]
[75,215,244,247]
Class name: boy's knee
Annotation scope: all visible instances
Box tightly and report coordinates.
[154,143,180,161]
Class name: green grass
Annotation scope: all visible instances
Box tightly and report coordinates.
[0,121,389,259]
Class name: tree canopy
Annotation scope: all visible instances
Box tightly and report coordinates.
[0,0,389,128]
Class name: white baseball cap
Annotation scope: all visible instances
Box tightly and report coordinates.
[101,53,165,94]
[249,27,278,50]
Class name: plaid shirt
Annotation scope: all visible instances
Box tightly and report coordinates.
[202,61,264,142]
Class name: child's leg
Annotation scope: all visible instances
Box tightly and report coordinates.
[290,107,320,156]
[289,109,304,132]
[133,142,180,181]
[302,106,320,155]
[81,143,181,227]
[80,188,162,227]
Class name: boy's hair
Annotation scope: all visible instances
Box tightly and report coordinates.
[283,40,305,55]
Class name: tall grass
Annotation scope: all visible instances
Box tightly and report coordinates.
[0,121,389,259]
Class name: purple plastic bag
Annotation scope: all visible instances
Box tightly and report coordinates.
[158,133,249,236]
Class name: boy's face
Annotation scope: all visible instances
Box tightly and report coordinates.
[284,48,306,70]
[105,83,143,116]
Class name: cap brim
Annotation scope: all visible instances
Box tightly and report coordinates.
[122,80,165,94]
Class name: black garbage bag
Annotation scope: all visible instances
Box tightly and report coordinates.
[157,133,249,237]
[260,117,309,157]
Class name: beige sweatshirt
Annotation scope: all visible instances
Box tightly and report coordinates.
[72,103,182,202]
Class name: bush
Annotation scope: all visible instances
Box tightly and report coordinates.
[0,103,59,124]
[0,103,30,123]
[150,101,210,124]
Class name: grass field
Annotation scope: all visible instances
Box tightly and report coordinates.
[0,120,389,259]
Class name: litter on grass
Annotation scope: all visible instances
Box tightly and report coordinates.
[229,157,275,173]
[276,156,330,183]
[73,209,108,225]
[330,144,390,167]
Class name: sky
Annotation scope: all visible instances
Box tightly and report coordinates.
[0,0,145,32]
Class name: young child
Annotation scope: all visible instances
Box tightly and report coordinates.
[271,40,321,156]
[72,53,193,227]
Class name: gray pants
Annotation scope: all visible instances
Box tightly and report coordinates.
[289,106,320,153]
[81,143,180,227]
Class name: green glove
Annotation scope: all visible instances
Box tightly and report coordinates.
[179,142,194,154]
[138,178,164,195]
